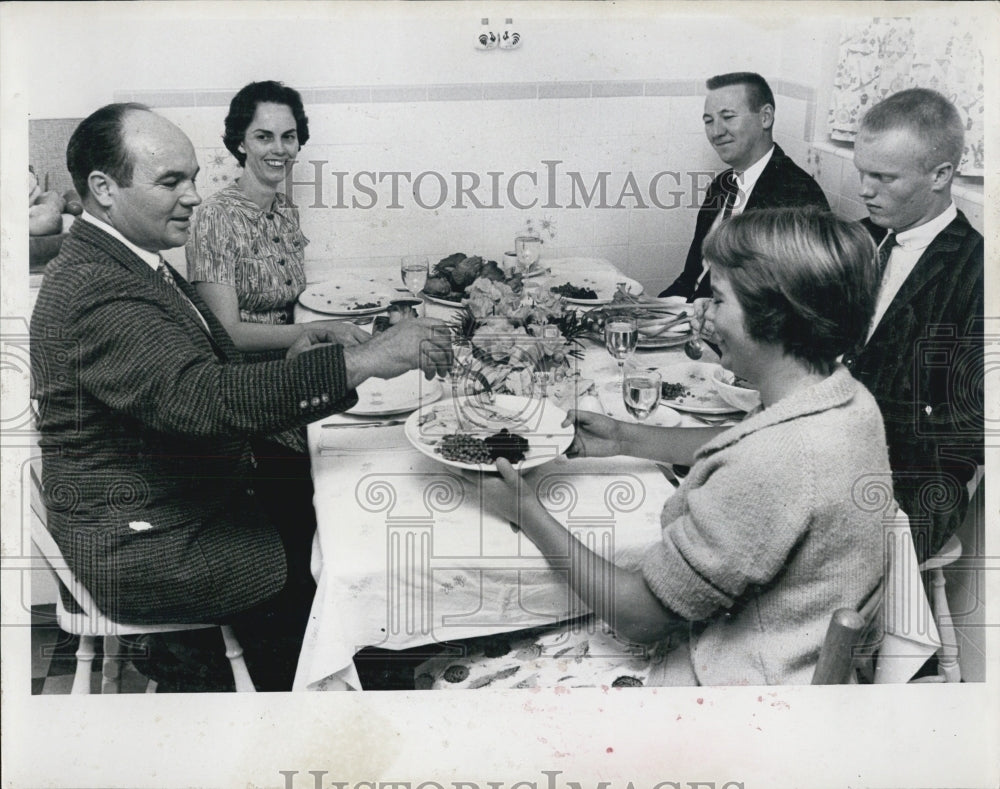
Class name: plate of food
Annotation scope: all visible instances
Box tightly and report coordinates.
[421,253,506,306]
[347,370,444,416]
[548,271,644,306]
[659,361,744,415]
[298,277,395,316]
[404,394,575,471]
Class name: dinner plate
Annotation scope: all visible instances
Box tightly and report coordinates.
[658,361,744,415]
[404,394,575,472]
[546,271,644,306]
[347,370,443,416]
[420,290,465,308]
[298,278,395,316]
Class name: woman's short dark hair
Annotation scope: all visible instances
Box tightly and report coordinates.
[66,102,150,199]
[702,208,879,370]
[222,80,310,166]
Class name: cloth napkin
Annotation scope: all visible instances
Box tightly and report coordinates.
[874,510,942,683]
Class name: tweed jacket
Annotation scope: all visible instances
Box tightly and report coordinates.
[30,219,358,624]
[659,143,830,299]
[637,367,889,685]
[844,211,984,560]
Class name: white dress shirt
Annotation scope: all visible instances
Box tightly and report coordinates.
[693,145,776,292]
[79,211,210,331]
[866,202,957,342]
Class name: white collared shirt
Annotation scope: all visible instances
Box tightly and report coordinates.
[79,210,210,332]
[730,144,774,215]
[79,211,162,272]
[692,146,776,292]
[866,202,958,342]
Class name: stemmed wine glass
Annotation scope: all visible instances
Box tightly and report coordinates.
[401,255,429,316]
[515,235,542,273]
[622,364,661,422]
[604,312,638,384]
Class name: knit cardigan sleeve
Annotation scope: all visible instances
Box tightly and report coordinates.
[638,426,816,621]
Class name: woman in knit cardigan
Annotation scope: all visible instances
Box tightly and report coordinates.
[417,208,892,688]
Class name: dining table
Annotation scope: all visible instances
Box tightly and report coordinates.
[291,256,729,690]
[290,257,939,690]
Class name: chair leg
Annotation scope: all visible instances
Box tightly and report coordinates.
[101,635,123,694]
[72,634,97,694]
[930,567,962,682]
[219,625,256,692]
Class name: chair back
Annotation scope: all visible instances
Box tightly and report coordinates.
[29,462,113,633]
[812,581,883,685]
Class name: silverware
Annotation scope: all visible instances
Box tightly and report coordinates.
[684,336,705,360]
[322,419,406,429]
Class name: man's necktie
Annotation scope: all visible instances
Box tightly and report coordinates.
[720,170,742,220]
[157,258,210,331]
[876,232,898,280]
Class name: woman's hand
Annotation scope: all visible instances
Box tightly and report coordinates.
[311,319,370,346]
[562,409,624,458]
[475,458,543,532]
[691,297,715,341]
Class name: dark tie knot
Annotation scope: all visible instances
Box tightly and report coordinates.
[721,170,740,196]
[876,232,898,278]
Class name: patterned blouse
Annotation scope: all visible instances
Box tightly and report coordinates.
[185,183,309,325]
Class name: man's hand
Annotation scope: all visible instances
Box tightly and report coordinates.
[311,320,370,347]
[562,409,625,458]
[343,315,453,388]
[286,326,340,361]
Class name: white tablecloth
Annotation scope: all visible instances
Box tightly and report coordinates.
[293,260,708,689]
[291,263,937,690]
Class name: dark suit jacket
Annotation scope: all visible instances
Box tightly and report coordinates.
[844,211,984,560]
[30,219,358,624]
[660,143,830,299]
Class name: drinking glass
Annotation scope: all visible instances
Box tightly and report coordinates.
[622,365,661,421]
[604,313,638,382]
[401,255,429,315]
[514,235,542,271]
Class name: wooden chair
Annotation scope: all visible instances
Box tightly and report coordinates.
[30,464,255,693]
[812,583,883,685]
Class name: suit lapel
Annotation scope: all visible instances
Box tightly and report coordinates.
[160,261,234,358]
[69,221,232,359]
[744,144,785,210]
[871,216,963,335]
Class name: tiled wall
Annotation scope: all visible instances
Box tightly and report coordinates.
[143,80,820,296]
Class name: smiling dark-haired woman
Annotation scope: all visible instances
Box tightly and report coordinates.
[185,80,366,355]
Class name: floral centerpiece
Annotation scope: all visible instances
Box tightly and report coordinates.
[451,275,587,397]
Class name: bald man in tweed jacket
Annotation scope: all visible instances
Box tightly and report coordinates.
[30,105,450,687]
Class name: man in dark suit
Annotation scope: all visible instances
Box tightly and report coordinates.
[30,104,452,689]
[844,88,984,562]
[660,72,829,300]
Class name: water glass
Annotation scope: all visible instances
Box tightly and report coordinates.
[401,255,429,314]
[514,235,542,270]
[604,313,638,380]
[622,365,661,421]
